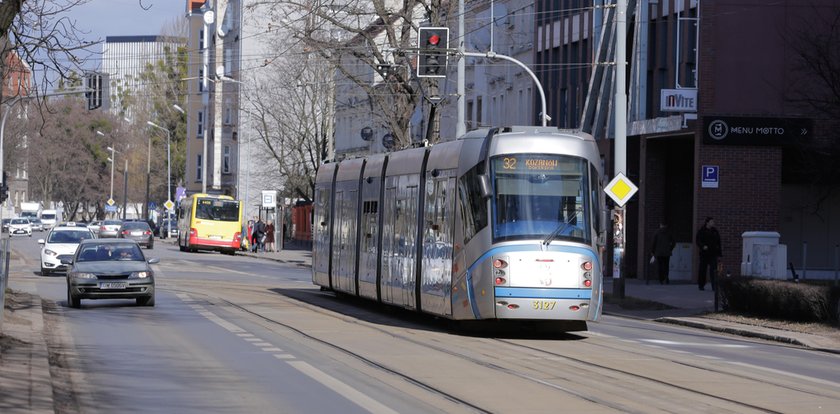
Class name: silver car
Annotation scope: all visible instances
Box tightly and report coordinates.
[65,239,158,308]
[98,220,123,238]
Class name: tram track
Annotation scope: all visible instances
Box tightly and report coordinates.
[161,279,839,413]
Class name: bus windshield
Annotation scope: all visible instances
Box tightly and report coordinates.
[196,198,240,222]
[490,154,591,244]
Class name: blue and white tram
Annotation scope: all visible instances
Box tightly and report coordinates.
[313,126,605,331]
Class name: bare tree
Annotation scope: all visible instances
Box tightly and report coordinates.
[246,46,333,203]
[250,0,454,149]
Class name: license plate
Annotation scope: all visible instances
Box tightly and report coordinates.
[100,282,127,289]
[209,235,222,240]
[131,231,142,236]
[532,300,557,311]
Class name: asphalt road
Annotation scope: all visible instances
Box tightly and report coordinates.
[7,233,840,413]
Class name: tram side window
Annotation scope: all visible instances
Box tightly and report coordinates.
[458,165,488,243]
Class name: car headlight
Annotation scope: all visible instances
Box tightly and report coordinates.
[44,249,58,257]
[130,271,150,279]
[70,272,97,279]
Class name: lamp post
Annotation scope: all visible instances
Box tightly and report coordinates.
[147,121,171,239]
[172,104,186,196]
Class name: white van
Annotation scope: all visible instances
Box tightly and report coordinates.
[40,209,58,229]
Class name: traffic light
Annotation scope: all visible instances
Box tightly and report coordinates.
[0,171,8,204]
[417,27,449,78]
[85,72,110,110]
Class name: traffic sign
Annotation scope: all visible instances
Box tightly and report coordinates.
[164,200,174,211]
[604,173,638,207]
[105,205,118,213]
[701,165,719,188]
[107,198,115,206]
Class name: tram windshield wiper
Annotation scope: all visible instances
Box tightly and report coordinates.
[543,221,572,247]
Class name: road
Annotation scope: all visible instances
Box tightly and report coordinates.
[7,233,840,413]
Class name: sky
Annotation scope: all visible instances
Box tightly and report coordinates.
[62,0,187,69]
[67,0,186,40]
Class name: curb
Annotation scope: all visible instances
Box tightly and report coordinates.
[656,317,840,355]
[0,291,55,413]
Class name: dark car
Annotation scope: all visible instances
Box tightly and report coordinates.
[117,221,154,249]
[65,239,158,308]
[155,218,178,238]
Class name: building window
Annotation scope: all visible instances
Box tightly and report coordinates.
[224,49,232,75]
[199,69,204,92]
[197,111,204,137]
[199,29,204,50]
[476,96,483,127]
[224,102,231,125]
[223,145,231,174]
[196,154,203,182]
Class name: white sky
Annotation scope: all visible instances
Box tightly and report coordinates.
[66,0,186,40]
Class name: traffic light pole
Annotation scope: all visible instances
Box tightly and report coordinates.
[613,0,629,298]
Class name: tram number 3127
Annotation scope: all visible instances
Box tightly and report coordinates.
[532,300,557,311]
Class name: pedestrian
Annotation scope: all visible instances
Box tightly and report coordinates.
[265,221,275,252]
[695,216,722,291]
[651,222,676,284]
[252,217,265,252]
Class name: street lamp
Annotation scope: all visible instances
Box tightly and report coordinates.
[97,131,113,199]
[147,121,172,239]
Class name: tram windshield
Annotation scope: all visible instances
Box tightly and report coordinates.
[490,154,591,244]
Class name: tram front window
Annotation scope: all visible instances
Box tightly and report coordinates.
[490,154,590,244]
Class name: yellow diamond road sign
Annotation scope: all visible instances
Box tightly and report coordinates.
[604,173,638,207]
[106,198,115,206]
[164,200,175,211]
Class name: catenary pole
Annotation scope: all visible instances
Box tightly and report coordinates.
[614,0,628,298]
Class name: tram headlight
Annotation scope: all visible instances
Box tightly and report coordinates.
[581,261,593,271]
[493,258,508,269]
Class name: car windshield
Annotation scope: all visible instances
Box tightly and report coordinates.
[47,230,93,244]
[490,154,591,244]
[104,220,122,226]
[196,198,240,221]
[41,214,56,220]
[11,219,28,224]
[77,243,144,262]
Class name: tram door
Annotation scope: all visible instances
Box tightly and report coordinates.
[335,189,359,294]
[381,186,397,304]
[421,175,456,316]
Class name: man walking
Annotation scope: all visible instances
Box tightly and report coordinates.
[695,217,722,291]
[651,222,676,284]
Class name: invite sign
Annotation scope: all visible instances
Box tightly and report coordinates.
[660,88,697,112]
[703,116,812,146]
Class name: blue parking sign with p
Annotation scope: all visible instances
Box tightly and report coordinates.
[701,165,719,188]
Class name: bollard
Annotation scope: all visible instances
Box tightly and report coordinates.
[802,241,808,280]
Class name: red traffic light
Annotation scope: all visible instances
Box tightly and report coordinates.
[428,34,440,46]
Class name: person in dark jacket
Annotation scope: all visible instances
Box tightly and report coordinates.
[651,222,676,284]
[695,217,722,291]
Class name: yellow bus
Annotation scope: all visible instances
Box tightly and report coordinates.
[177,193,243,255]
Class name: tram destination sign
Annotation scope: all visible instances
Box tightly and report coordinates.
[703,116,812,146]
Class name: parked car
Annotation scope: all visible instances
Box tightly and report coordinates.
[2,218,10,233]
[29,218,45,232]
[65,239,158,308]
[99,220,123,238]
[88,220,103,236]
[155,218,178,238]
[9,218,32,237]
[118,221,154,249]
[38,226,96,275]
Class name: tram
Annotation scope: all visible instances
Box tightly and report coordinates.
[313,126,605,331]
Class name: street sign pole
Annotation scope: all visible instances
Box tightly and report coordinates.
[614,0,628,298]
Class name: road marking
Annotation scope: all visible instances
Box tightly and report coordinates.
[287,361,398,414]
[640,339,751,348]
[236,333,254,337]
[252,342,274,347]
[262,347,284,352]
[273,354,295,360]
[243,337,262,342]
[729,362,840,388]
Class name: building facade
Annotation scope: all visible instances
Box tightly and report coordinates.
[182,0,241,197]
[1,49,32,216]
[536,0,840,279]
[102,35,186,115]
